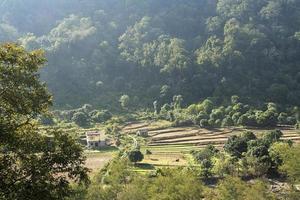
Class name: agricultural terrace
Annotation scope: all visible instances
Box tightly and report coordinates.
[121,120,300,169]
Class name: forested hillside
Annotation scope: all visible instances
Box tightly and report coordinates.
[1,0,300,109]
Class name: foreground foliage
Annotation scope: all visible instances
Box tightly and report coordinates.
[0,44,89,200]
[68,157,300,200]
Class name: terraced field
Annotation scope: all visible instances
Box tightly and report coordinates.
[122,121,300,167]
[150,127,300,147]
[123,122,300,147]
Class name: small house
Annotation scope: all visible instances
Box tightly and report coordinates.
[86,131,106,148]
[136,129,148,137]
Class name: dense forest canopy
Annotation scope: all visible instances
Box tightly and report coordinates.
[1,0,300,109]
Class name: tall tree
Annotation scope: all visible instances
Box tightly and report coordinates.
[0,43,89,200]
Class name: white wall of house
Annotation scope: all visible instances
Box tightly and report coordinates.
[86,131,107,148]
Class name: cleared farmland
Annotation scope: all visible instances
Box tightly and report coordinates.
[122,121,300,167]
[122,122,300,148]
[85,151,115,172]
[149,129,300,146]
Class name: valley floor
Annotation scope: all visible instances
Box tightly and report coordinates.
[121,121,300,169]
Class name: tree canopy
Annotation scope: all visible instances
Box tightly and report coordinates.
[0,43,89,200]
[0,0,299,109]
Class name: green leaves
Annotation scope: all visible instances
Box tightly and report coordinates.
[0,43,51,133]
[270,143,300,183]
[119,17,190,74]
[196,36,224,68]
[2,0,300,108]
[0,43,89,199]
[127,150,144,164]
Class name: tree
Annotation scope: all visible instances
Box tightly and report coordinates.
[262,129,283,146]
[2,0,299,108]
[39,114,55,126]
[270,143,300,183]
[206,176,247,200]
[222,116,234,127]
[90,110,112,123]
[231,95,240,104]
[117,177,149,200]
[83,158,134,200]
[200,119,210,128]
[241,155,271,177]
[191,145,219,177]
[119,16,161,66]
[127,150,144,164]
[152,36,190,73]
[196,36,224,68]
[278,112,288,124]
[224,132,255,158]
[255,109,278,127]
[119,94,131,109]
[0,43,89,200]
[206,176,275,200]
[149,169,205,200]
[212,152,235,177]
[72,112,90,127]
[173,95,183,109]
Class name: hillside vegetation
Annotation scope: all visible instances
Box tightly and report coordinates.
[1,1,300,200]
[1,0,300,109]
